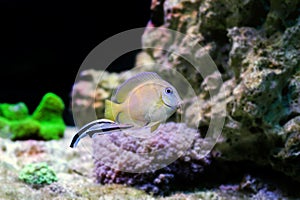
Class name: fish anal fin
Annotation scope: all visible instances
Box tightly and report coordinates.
[150,123,160,132]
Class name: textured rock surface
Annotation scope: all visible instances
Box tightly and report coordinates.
[3,127,297,199]
[136,0,300,183]
[72,69,143,127]
[92,122,300,197]
[70,0,300,196]
[194,22,300,182]
[0,128,152,200]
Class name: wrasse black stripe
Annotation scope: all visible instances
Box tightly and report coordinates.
[70,134,80,148]
[69,119,133,148]
[76,120,114,137]
[86,127,123,137]
[70,120,115,148]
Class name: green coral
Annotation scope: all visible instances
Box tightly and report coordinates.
[10,118,41,140]
[31,92,66,140]
[0,92,66,141]
[19,162,58,186]
[38,123,65,140]
[0,117,11,138]
[32,92,65,122]
[0,102,29,120]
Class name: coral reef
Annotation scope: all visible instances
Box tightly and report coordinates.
[19,162,58,186]
[134,0,300,184]
[196,21,300,181]
[0,92,65,140]
[0,102,29,121]
[1,127,300,199]
[87,0,300,195]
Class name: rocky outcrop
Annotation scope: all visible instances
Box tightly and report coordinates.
[136,0,300,182]
[77,0,300,195]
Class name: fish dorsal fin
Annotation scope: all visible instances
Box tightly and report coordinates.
[112,72,163,103]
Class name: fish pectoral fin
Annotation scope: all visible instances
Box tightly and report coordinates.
[116,112,129,124]
[150,122,160,132]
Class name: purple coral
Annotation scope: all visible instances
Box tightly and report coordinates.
[93,122,211,195]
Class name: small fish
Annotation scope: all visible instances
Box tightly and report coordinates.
[70,119,133,148]
[105,72,182,132]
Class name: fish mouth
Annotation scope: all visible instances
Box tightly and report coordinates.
[164,102,174,109]
[164,102,181,110]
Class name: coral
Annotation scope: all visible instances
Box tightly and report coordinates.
[182,22,300,180]
[83,0,300,195]
[10,118,41,140]
[32,92,65,123]
[19,162,58,186]
[135,0,300,183]
[271,116,300,180]
[32,93,65,122]
[0,92,65,141]
[263,0,300,35]
[0,102,29,121]
[31,92,66,140]
[2,127,300,199]
[214,23,299,170]
[0,117,11,138]
[12,93,66,140]
[93,122,211,195]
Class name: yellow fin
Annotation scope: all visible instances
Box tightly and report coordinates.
[150,123,160,132]
[104,100,121,121]
[116,112,127,124]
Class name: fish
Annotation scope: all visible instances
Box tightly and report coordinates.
[70,119,133,148]
[105,71,182,132]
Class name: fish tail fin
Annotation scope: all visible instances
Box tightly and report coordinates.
[104,100,121,121]
[70,132,86,148]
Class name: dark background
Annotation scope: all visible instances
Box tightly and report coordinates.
[0,0,152,125]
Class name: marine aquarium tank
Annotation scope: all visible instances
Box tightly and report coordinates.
[1,0,300,199]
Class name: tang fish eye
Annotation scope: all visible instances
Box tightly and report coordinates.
[165,87,173,94]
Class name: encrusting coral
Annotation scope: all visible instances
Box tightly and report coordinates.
[19,162,58,186]
[85,0,300,195]
[93,122,211,195]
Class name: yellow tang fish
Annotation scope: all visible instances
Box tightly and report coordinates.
[105,72,182,132]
